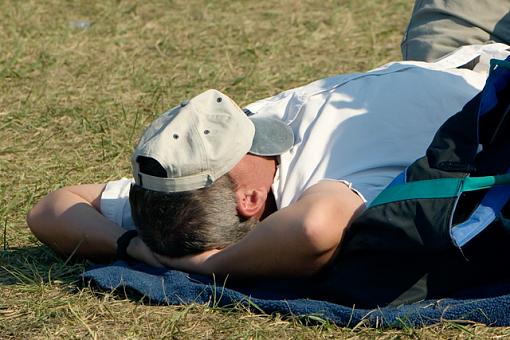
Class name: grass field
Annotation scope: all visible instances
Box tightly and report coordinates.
[1,0,510,338]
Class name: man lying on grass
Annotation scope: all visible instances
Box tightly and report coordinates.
[26,40,510,277]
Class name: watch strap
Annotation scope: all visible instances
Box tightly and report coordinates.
[116,230,138,262]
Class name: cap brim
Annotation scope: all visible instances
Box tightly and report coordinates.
[248,117,294,156]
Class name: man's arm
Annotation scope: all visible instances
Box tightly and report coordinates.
[27,184,161,266]
[156,180,365,277]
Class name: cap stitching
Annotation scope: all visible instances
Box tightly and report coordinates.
[189,101,210,176]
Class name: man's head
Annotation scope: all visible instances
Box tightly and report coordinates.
[129,89,294,256]
[129,157,258,257]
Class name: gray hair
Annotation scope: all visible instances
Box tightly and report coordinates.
[129,174,257,257]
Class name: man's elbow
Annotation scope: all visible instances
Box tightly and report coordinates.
[302,206,341,250]
[26,207,36,232]
[26,190,59,241]
[27,195,46,239]
[299,212,343,275]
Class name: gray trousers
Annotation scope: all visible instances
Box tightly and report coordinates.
[402,0,510,62]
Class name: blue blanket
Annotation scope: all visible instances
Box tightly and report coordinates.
[83,261,510,327]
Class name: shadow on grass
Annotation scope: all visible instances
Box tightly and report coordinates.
[0,245,87,286]
[0,245,164,305]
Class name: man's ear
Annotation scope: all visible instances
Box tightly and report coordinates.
[235,187,267,219]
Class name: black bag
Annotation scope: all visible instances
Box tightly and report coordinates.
[315,58,510,308]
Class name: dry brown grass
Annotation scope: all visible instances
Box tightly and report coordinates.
[1,0,510,338]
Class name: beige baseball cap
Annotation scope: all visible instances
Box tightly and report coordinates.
[132,89,294,192]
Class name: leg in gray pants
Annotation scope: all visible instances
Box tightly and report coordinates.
[402,0,510,62]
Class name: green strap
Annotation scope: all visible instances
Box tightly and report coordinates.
[490,59,510,71]
[369,173,510,208]
[463,174,510,191]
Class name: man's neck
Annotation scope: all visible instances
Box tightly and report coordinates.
[230,154,277,190]
[229,154,278,220]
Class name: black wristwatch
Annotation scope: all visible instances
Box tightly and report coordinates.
[116,230,138,262]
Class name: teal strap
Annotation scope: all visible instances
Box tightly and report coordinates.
[463,174,510,191]
[490,59,510,72]
[369,174,510,208]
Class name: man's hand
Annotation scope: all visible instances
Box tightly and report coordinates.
[153,248,221,274]
[126,236,164,268]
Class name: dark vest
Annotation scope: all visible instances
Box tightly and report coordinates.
[315,57,510,308]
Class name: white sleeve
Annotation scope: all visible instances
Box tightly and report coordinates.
[317,178,368,203]
[100,178,136,230]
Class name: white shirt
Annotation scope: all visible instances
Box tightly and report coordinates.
[101,43,510,228]
[244,43,509,207]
